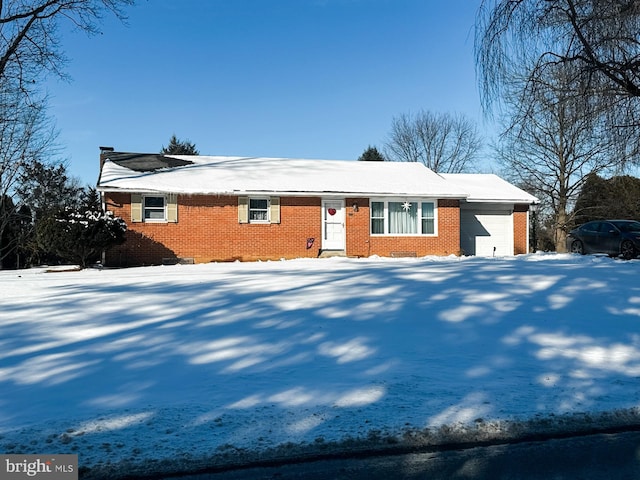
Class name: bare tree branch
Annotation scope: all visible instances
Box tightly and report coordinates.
[384,111,483,173]
[477,0,640,115]
[0,0,134,88]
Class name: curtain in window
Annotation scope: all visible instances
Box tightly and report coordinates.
[421,202,435,234]
[144,196,166,220]
[249,198,269,221]
[371,201,384,234]
[389,202,417,234]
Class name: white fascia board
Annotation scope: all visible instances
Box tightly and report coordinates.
[234,191,468,198]
[97,186,164,194]
[98,187,468,199]
[464,199,536,204]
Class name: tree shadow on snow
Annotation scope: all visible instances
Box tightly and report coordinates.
[1,255,640,475]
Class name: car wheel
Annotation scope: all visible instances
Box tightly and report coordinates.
[570,240,584,255]
[621,240,636,259]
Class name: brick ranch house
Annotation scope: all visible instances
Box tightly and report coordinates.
[97,149,538,266]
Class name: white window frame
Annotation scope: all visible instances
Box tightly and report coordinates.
[370,198,438,236]
[420,201,436,235]
[371,201,385,235]
[143,195,167,222]
[249,197,270,223]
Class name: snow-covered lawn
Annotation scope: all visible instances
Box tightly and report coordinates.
[1,254,639,478]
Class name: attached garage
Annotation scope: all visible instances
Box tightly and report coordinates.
[442,174,539,257]
[460,205,513,256]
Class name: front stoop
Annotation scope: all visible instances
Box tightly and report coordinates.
[318,250,346,258]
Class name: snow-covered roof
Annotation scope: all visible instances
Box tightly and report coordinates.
[441,173,539,204]
[97,155,469,198]
[97,154,538,204]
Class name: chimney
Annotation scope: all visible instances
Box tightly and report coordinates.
[99,146,114,171]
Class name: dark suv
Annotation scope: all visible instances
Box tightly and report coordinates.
[566,220,640,259]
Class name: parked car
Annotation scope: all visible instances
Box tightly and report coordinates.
[566,220,640,259]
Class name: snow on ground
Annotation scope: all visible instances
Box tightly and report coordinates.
[1,254,640,478]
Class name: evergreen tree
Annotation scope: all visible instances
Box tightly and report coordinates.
[36,188,126,268]
[573,174,640,226]
[17,160,82,219]
[358,146,386,161]
[161,134,199,155]
[572,174,609,225]
[11,160,83,265]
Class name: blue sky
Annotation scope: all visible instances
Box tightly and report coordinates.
[46,0,493,185]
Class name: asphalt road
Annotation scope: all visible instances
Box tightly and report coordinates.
[161,430,640,480]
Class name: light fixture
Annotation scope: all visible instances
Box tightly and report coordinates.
[352,202,359,212]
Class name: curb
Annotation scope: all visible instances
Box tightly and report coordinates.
[80,408,640,479]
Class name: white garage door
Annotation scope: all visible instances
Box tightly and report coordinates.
[460,209,513,256]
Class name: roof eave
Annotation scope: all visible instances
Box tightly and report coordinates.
[464,198,538,204]
[97,186,468,198]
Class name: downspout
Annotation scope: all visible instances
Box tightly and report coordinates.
[101,191,106,266]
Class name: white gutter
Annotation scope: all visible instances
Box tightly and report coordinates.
[97,186,469,199]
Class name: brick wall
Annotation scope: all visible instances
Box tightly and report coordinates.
[513,204,530,255]
[345,197,370,257]
[104,193,462,265]
[104,193,323,265]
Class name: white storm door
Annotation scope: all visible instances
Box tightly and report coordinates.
[322,200,345,250]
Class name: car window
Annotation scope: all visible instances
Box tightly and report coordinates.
[613,221,640,233]
[598,222,615,233]
[581,222,600,233]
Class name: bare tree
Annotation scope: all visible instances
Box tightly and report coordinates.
[495,66,623,252]
[476,0,640,133]
[384,111,482,173]
[0,85,59,268]
[476,0,640,251]
[0,0,133,90]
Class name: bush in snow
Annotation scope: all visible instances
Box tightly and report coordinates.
[37,188,126,267]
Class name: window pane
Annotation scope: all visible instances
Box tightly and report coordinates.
[371,201,384,218]
[614,221,640,232]
[249,198,269,222]
[250,199,268,210]
[371,201,385,234]
[421,202,434,234]
[598,222,614,233]
[421,202,434,218]
[389,202,417,234]
[145,209,165,220]
[143,196,165,221]
[145,196,164,208]
[371,218,384,234]
[250,210,268,221]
